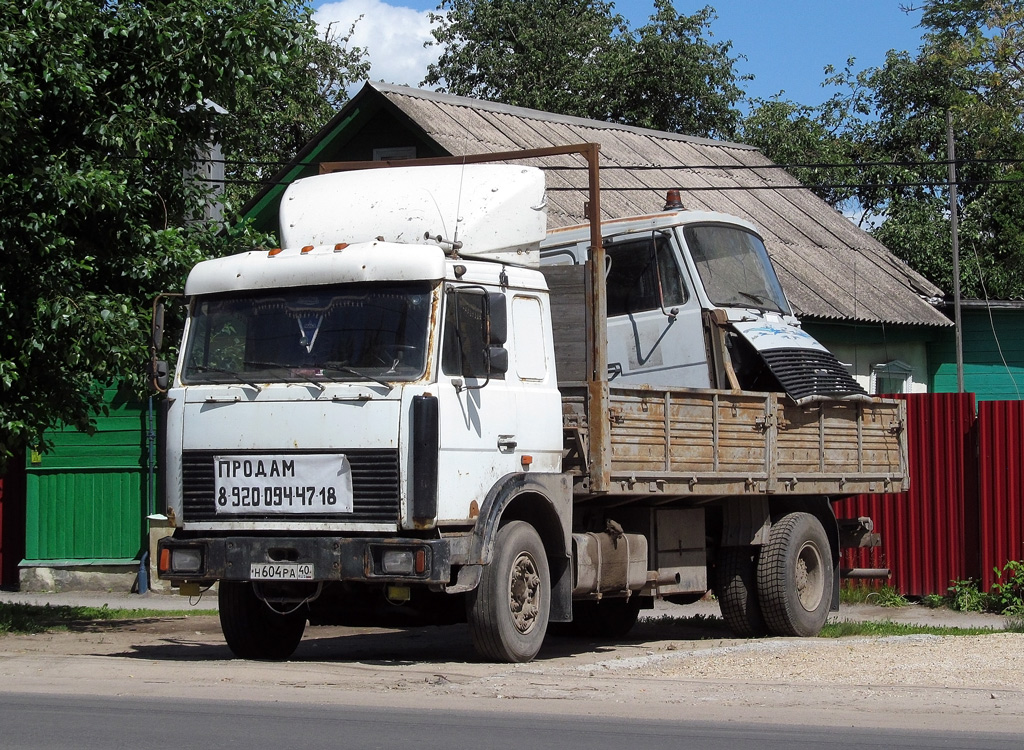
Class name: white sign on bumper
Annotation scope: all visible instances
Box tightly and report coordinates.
[214,454,354,514]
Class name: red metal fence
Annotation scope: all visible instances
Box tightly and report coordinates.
[835,393,978,596]
[836,392,1024,596]
[977,400,1024,590]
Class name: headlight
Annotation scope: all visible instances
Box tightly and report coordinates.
[170,547,203,574]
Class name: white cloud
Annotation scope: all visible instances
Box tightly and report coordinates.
[315,0,440,90]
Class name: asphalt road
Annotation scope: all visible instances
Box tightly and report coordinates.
[0,693,1019,750]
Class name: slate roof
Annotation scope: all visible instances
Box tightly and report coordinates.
[247,81,951,327]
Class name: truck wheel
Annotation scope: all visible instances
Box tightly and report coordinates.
[715,546,768,637]
[570,597,642,638]
[467,520,550,663]
[219,581,307,660]
[757,512,833,637]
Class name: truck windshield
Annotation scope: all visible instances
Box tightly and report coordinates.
[182,283,433,385]
[683,225,790,315]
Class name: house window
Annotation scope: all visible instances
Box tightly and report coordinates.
[870,360,914,395]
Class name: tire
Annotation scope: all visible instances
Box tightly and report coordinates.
[467,521,550,662]
[757,512,833,637]
[715,545,768,637]
[569,597,642,639]
[219,581,307,660]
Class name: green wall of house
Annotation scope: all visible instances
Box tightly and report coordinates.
[928,308,1024,401]
[803,320,949,394]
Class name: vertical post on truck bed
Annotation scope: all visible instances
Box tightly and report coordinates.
[582,144,610,493]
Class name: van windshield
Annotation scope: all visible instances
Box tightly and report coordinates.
[183,283,434,385]
[683,225,790,315]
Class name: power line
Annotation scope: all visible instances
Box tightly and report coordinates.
[546,177,1024,192]
[198,154,1024,172]
[197,174,1024,192]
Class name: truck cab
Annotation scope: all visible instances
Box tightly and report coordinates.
[158,166,573,662]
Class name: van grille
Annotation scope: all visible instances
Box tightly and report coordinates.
[180,450,401,522]
[759,348,867,403]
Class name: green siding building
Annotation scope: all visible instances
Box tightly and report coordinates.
[928,302,1024,401]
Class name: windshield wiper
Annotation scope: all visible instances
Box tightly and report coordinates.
[191,365,262,392]
[736,291,782,312]
[243,360,326,393]
[323,362,391,388]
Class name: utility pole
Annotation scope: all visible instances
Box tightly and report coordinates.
[946,110,964,393]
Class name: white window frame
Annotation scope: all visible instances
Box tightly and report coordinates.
[870,359,914,394]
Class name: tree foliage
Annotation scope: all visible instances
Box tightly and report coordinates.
[424,0,747,139]
[0,0,366,466]
[741,0,1024,299]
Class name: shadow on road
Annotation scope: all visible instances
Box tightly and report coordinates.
[107,612,730,665]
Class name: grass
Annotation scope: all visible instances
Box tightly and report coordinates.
[820,619,1024,638]
[640,613,1024,640]
[838,583,909,606]
[0,602,217,635]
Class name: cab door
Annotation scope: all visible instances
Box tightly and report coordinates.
[433,286,520,523]
[604,233,710,388]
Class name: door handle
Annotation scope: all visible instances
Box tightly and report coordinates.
[497,435,517,452]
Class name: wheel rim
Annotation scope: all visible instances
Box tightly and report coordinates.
[508,550,542,634]
[795,540,825,611]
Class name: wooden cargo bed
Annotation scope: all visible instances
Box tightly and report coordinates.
[561,385,908,500]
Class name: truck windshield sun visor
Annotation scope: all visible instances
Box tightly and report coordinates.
[182,282,433,386]
[684,225,790,315]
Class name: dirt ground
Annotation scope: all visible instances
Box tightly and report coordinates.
[0,599,1021,734]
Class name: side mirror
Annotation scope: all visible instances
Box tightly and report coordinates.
[152,301,166,352]
[488,346,508,375]
[151,359,169,392]
[487,292,507,345]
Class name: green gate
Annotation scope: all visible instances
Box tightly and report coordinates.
[24,385,151,566]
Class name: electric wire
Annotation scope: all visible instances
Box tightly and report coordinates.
[192,175,1024,191]
[970,239,1022,399]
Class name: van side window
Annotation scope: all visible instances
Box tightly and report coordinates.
[605,237,687,317]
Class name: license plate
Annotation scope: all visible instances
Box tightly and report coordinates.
[214,454,354,514]
[250,563,314,580]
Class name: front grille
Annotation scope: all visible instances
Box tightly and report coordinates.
[181,450,400,522]
[759,348,867,402]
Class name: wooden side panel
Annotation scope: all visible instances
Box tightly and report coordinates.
[563,386,908,498]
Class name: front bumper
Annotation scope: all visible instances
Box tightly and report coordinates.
[157,535,453,585]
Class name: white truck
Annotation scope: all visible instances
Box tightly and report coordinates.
[154,147,906,662]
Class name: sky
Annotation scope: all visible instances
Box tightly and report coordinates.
[313,0,928,107]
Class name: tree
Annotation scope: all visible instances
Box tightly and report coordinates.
[220,20,369,213]
[0,1,366,467]
[739,94,863,210]
[605,2,747,137]
[424,0,746,139]
[741,0,1024,298]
